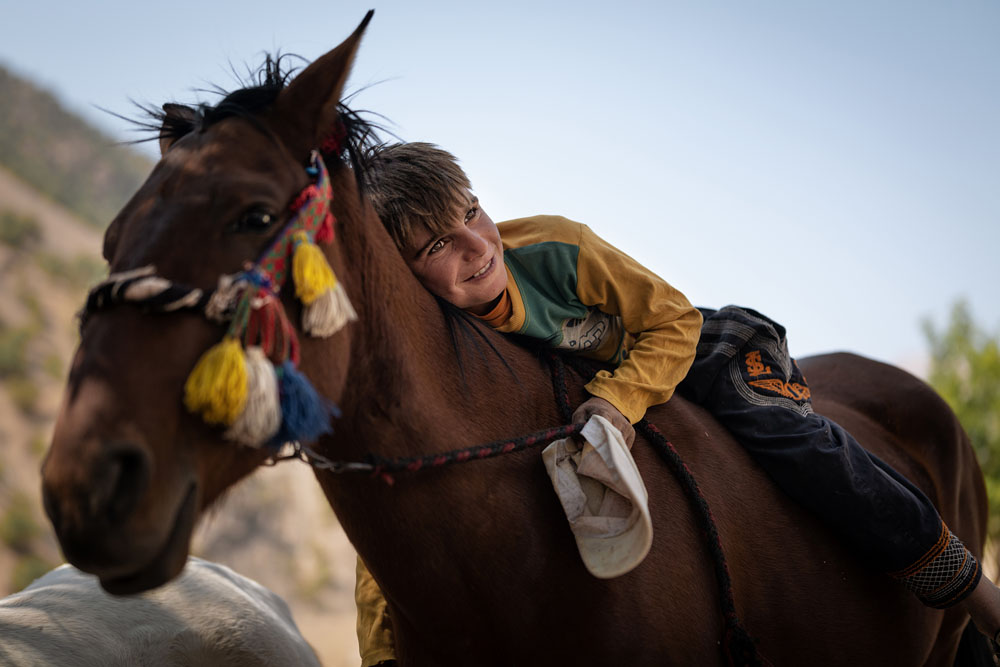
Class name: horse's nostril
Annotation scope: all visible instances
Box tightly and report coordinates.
[101,445,150,525]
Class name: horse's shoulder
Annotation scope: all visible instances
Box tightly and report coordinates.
[640,394,766,504]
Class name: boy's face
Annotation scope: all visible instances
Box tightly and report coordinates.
[403,195,507,315]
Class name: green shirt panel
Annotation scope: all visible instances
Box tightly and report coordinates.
[503,241,588,345]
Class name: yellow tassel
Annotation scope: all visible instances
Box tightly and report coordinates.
[292,231,335,305]
[183,336,248,425]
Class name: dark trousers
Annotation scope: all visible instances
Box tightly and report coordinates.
[677,306,980,608]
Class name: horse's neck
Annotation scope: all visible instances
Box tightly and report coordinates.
[320,197,570,557]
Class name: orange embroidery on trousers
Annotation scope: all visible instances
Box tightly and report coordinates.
[749,378,811,401]
[745,350,771,377]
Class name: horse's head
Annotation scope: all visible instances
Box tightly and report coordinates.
[41,12,374,594]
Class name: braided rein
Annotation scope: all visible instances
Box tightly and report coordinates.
[268,422,584,485]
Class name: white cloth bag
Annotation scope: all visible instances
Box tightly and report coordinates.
[542,415,653,578]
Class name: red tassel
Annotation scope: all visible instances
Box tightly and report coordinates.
[320,120,348,156]
[315,212,335,244]
[283,315,301,366]
[244,290,302,366]
[245,291,279,358]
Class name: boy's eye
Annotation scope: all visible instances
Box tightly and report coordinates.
[464,206,479,224]
[427,239,446,255]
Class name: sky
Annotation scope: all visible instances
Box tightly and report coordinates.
[1,1,997,373]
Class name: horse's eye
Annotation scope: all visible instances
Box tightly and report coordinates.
[232,208,277,233]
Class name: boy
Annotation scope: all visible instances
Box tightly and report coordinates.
[355,143,1000,665]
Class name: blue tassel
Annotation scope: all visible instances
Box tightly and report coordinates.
[268,362,339,448]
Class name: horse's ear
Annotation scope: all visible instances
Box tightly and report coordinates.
[159,103,199,156]
[273,10,373,160]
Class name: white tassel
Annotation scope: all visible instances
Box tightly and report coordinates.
[205,273,249,324]
[225,347,282,447]
[302,285,357,337]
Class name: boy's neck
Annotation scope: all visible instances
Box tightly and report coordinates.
[469,289,512,328]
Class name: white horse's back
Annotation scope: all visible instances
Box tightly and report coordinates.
[0,557,321,667]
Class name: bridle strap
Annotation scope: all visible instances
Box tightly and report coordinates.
[80,150,335,327]
[78,151,351,450]
[80,266,215,328]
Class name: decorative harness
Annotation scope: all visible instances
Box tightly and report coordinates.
[83,151,356,451]
[81,148,766,667]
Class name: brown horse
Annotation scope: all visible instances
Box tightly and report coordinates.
[41,13,989,666]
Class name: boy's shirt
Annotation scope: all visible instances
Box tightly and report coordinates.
[474,215,702,423]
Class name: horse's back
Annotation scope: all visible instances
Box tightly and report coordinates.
[628,351,984,666]
[801,351,987,544]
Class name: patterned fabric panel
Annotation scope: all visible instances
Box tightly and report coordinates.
[892,524,982,609]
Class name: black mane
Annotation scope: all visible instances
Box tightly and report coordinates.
[126,53,384,182]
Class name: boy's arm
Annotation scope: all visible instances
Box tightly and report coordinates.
[575,224,702,424]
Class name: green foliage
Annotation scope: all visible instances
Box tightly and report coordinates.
[29,432,48,458]
[42,352,63,380]
[0,492,40,554]
[10,553,53,593]
[923,300,1000,539]
[7,376,39,416]
[0,323,30,377]
[296,543,335,602]
[35,252,105,287]
[0,210,42,249]
[16,286,46,330]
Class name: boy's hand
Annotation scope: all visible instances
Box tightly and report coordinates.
[572,396,636,447]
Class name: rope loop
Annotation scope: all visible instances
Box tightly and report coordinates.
[552,351,767,667]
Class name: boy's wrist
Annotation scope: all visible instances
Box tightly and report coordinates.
[572,396,636,447]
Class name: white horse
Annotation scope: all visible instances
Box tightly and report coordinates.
[0,557,321,666]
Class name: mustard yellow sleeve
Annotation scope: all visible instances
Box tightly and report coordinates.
[574,224,702,423]
[355,556,397,666]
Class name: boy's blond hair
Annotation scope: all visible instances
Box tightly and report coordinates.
[361,142,473,251]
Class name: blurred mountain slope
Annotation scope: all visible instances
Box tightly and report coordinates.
[0,64,153,228]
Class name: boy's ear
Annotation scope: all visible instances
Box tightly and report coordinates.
[158,103,198,156]
[271,10,373,161]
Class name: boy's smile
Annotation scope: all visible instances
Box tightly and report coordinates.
[404,196,507,315]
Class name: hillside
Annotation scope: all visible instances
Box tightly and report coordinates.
[0,69,360,666]
[0,64,154,228]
